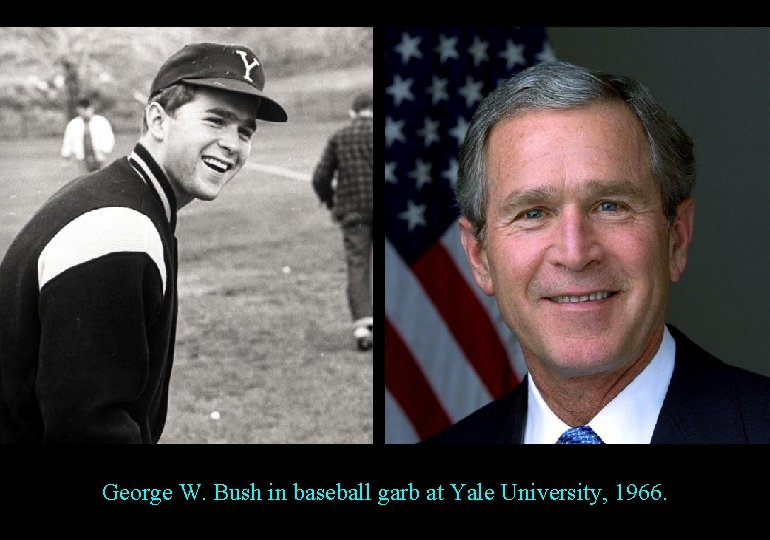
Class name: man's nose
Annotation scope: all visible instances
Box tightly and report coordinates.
[545,208,603,272]
[218,126,239,152]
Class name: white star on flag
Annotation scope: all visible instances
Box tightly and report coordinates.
[449,116,470,145]
[386,75,415,106]
[458,76,484,108]
[394,33,423,63]
[467,36,489,66]
[385,162,397,184]
[385,117,406,146]
[408,159,432,189]
[536,42,557,62]
[435,34,459,63]
[500,39,526,70]
[398,199,427,231]
[441,159,459,187]
[417,118,441,147]
[426,76,449,105]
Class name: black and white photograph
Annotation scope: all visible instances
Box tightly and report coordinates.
[0,26,373,444]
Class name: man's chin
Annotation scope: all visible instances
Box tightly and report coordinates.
[537,343,629,377]
[193,185,223,202]
[551,359,622,379]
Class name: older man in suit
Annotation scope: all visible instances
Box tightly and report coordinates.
[425,61,770,444]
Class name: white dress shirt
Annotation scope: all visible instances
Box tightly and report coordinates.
[523,326,676,444]
[60,115,115,162]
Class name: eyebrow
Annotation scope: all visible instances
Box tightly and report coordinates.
[498,180,649,212]
[206,108,257,132]
[499,186,558,212]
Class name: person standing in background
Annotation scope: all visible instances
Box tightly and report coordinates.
[61,96,115,173]
[312,92,374,351]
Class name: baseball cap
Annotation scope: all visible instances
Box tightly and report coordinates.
[150,42,287,122]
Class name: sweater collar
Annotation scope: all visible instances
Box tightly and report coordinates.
[128,143,178,232]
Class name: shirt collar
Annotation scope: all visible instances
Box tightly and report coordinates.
[524,325,676,444]
[127,143,177,232]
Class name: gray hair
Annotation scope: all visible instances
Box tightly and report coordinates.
[456,61,696,242]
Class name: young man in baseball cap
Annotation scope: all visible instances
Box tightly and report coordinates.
[0,43,286,443]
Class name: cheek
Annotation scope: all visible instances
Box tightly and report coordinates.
[487,234,542,294]
[238,142,252,166]
[611,225,670,282]
[167,136,194,162]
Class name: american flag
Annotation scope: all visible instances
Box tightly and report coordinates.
[384,27,556,443]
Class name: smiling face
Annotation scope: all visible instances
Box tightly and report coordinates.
[459,101,694,380]
[148,87,258,206]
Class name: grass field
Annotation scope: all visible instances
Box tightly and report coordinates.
[0,119,373,444]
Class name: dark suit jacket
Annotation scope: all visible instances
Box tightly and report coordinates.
[424,325,770,444]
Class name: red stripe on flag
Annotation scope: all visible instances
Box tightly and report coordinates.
[412,241,519,398]
[385,317,452,439]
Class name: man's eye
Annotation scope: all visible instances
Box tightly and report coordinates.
[207,117,225,126]
[523,208,544,220]
[599,201,619,212]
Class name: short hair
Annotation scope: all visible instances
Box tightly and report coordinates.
[456,61,696,243]
[76,97,92,109]
[141,83,197,133]
[352,92,373,113]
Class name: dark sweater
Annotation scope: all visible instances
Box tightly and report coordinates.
[0,143,178,443]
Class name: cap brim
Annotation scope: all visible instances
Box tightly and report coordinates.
[182,77,288,122]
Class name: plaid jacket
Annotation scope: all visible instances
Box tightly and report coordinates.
[312,115,373,221]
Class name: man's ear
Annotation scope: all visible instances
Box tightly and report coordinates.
[458,216,495,296]
[669,198,695,282]
[145,102,169,140]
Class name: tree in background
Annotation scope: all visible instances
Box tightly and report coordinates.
[0,27,372,138]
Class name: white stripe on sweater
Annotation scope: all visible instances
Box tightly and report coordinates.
[38,207,166,294]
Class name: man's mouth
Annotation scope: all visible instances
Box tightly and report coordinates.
[548,291,616,304]
[202,156,234,173]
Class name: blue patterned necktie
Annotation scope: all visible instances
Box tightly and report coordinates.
[556,425,604,444]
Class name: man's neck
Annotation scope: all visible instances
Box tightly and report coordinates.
[136,135,194,209]
[525,324,665,426]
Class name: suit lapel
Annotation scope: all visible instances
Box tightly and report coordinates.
[652,325,746,443]
[509,377,528,443]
